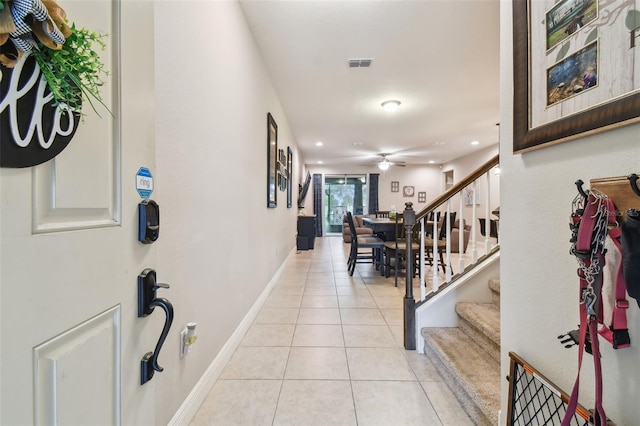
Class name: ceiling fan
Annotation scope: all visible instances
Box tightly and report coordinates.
[376,153,405,170]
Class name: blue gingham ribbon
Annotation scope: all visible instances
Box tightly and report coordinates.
[9,0,66,52]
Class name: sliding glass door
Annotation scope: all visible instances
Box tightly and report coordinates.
[324,175,367,234]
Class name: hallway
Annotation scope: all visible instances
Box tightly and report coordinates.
[191,237,473,425]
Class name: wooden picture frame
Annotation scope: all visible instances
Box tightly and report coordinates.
[512,0,640,154]
[391,181,399,192]
[287,147,293,208]
[417,192,426,203]
[267,113,277,208]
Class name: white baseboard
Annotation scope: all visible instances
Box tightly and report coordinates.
[167,249,293,425]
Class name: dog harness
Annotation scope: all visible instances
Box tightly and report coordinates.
[563,189,631,426]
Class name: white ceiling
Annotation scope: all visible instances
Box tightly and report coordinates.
[239,0,501,167]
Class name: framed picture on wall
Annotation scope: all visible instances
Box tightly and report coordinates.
[512,0,640,154]
[286,147,293,208]
[391,181,399,192]
[418,192,426,203]
[277,148,287,191]
[463,186,480,206]
[402,186,415,197]
[266,113,277,208]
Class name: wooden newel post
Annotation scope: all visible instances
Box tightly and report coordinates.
[403,202,416,350]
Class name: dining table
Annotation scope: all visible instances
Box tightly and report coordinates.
[362,217,402,241]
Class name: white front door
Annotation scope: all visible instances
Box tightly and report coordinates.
[1,2,160,424]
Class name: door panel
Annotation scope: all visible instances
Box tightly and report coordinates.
[32,0,120,233]
[34,306,120,425]
[33,150,119,232]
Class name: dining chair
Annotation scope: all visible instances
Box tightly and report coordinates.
[375,211,391,218]
[345,212,385,276]
[427,211,441,223]
[383,214,420,287]
[424,212,457,274]
[479,218,499,242]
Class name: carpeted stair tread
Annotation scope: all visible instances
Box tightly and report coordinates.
[456,302,500,347]
[488,278,500,294]
[422,327,500,425]
[489,278,500,306]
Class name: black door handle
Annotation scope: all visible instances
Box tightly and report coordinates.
[138,269,174,385]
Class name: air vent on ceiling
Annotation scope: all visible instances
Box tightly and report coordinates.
[348,58,373,68]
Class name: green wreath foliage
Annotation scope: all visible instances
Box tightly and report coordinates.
[30,23,110,117]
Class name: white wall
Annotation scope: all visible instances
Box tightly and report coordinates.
[154,2,299,423]
[441,144,498,183]
[500,2,640,425]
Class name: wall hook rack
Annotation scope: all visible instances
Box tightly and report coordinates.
[628,174,640,197]
[590,175,640,221]
[575,179,589,201]
[138,268,174,385]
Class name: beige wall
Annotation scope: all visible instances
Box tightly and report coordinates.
[500,2,640,424]
[155,2,298,423]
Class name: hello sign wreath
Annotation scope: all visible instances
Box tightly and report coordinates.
[0,0,109,168]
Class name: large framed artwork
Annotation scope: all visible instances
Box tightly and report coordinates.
[513,0,640,153]
[267,113,278,208]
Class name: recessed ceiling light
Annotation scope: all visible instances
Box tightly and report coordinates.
[471,140,480,145]
[317,160,323,164]
[316,141,323,146]
[381,100,401,112]
[428,160,435,164]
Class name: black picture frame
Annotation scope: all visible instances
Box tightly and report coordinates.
[512,0,640,154]
[391,181,399,192]
[287,147,293,208]
[267,113,278,208]
[277,148,287,191]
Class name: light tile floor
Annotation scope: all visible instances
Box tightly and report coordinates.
[191,236,474,426]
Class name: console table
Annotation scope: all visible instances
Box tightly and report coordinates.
[296,215,316,250]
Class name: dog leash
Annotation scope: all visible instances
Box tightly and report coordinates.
[563,190,611,426]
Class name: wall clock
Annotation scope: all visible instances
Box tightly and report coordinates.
[403,186,415,197]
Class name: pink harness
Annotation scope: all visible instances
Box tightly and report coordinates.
[563,189,630,426]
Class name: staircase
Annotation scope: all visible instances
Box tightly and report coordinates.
[421,278,501,425]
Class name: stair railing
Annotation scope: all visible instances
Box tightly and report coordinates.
[401,154,499,349]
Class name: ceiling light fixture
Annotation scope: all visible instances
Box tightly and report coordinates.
[378,158,390,171]
[381,100,401,112]
[316,141,323,146]
[471,140,480,145]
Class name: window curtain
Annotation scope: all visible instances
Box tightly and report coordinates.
[369,173,379,214]
[313,173,323,237]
